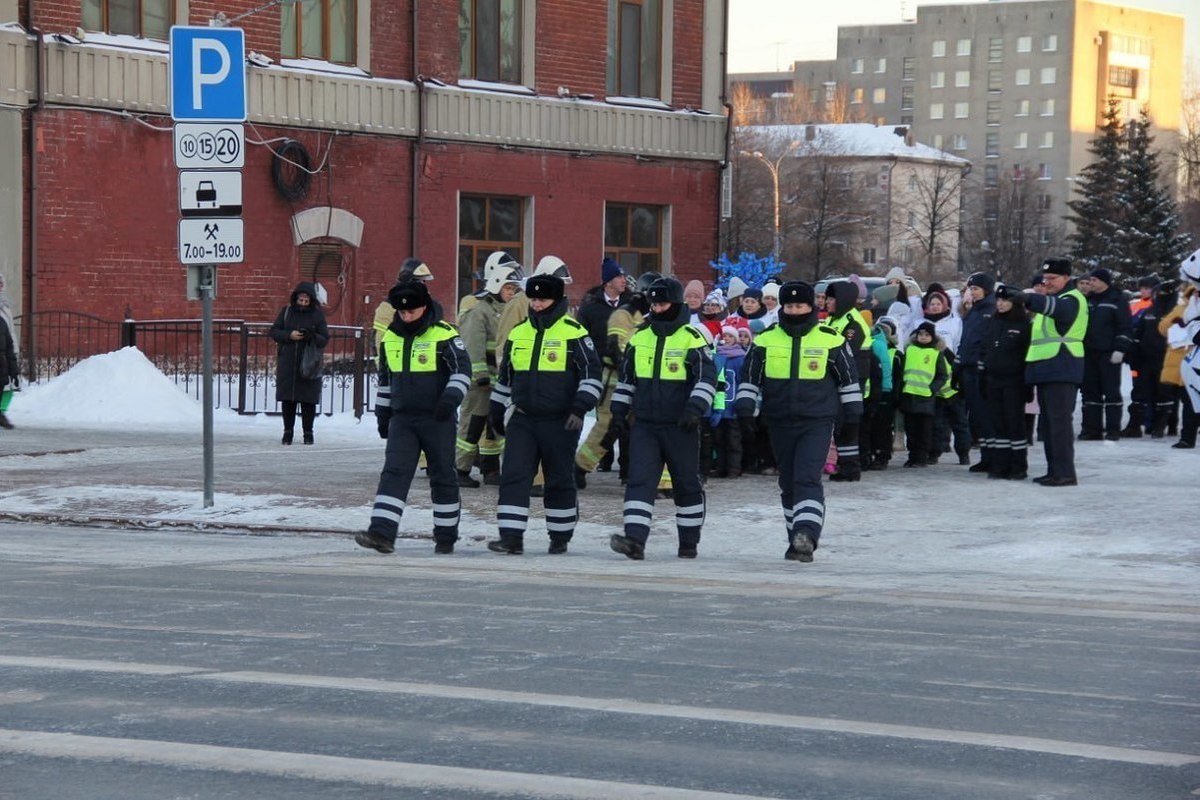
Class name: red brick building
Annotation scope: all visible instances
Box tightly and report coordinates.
[0,1,729,331]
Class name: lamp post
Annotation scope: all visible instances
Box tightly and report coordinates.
[739,141,799,262]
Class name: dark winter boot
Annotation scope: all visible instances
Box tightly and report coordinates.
[486,537,524,555]
[456,469,480,488]
[281,430,293,445]
[481,455,501,485]
[609,534,645,560]
[574,466,588,490]
[596,450,615,472]
[302,431,314,445]
[1121,405,1145,438]
[0,413,13,430]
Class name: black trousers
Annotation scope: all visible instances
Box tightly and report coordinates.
[1037,382,1079,481]
[622,421,704,547]
[1130,365,1161,430]
[868,394,897,463]
[933,395,971,459]
[985,380,1028,477]
[962,369,995,463]
[369,413,460,545]
[769,418,835,545]
[496,413,581,543]
[281,401,316,434]
[1081,352,1123,436]
[857,394,877,466]
[904,412,934,464]
[834,413,861,476]
[712,418,743,476]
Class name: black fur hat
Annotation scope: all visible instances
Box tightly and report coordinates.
[525,275,565,301]
[778,281,815,306]
[388,280,430,310]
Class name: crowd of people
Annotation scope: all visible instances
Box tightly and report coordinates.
[348,246,1200,563]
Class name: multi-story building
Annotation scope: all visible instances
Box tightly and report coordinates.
[0,2,728,335]
[796,0,1185,269]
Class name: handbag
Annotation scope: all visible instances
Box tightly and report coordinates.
[299,341,324,380]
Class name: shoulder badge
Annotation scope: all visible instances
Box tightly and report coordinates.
[582,336,595,349]
[453,337,466,350]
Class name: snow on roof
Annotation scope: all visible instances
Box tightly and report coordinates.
[749,123,970,166]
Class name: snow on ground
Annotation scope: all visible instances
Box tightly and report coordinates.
[2,348,1198,603]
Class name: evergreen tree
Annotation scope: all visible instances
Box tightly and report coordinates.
[1067,97,1127,274]
[1121,107,1192,278]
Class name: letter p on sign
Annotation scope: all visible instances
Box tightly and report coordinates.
[170,26,247,122]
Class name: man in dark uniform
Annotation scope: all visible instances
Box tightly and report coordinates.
[485,275,603,555]
[999,257,1089,487]
[960,272,997,472]
[608,277,716,560]
[1079,268,1133,440]
[736,282,863,563]
[356,281,472,554]
[823,280,872,481]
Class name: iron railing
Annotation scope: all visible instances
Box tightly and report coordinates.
[12,311,377,417]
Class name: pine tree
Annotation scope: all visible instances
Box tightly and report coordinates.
[1121,107,1192,278]
[1067,97,1127,275]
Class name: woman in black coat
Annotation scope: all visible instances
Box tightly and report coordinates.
[270,281,329,444]
[982,288,1032,480]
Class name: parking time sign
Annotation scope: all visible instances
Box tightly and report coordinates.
[169,26,247,122]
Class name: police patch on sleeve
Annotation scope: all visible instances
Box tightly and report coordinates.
[583,336,595,349]
[453,337,466,350]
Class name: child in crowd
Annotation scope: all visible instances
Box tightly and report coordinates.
[711,326,747,478]
[900,322,949,467]
[867,317,902,469]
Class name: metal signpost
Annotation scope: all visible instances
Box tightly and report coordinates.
[170,26,247,507]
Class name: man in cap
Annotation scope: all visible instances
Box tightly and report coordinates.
[356,281,472,555]
[736,281,863,563]
[485,274,602,555]
[996,257,1088,486]
[608,277,716,560]
[1079,268,1133,441]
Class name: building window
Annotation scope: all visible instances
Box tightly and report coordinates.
[280,0,356,63]
[862,248,877,265]
[988,37,1003,62]
[1108,66,1138,97]
[1040,98,1055,116]
[956,38,971,57]
[1017,35,1032,53]
[1040,131,1054,148]
[875,57,887,73]
[1040,67,1056,84]
[1038,163,1051,180]
[1015,68,1030,86]
[1039,226,1052,244]
[932,134,944,150]
[984,196,999,221]
[955,70,970,88]
[607,0,662,98]
[872,87,886,104]
[82,0,173,39]
[986,100,1000,125]
[908,173,919,191]
[902,57,915,81]
[954,101,969,119]
[932,39,946,58]
[459,0,522,83]
[1014,131,1028,149]
[930,102,944,120]
[907,211,917,228]
[1037,194,1052,211]
[823,83,836,102]
[931,71,945,89]
[1042,34,1058,52]
[852,58,864,74]
[605,203,663,275]
[901,86,915,110]
[851,87,864,104]
[459,195,525,301]
[986,132,999,156]
[900,115,913,125]
[988,70,1002,92]
[984,164,999,187]
[952,134,967,151]
[1015,98,1030,116]
[836,171,853,190]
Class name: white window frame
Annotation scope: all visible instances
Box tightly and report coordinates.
[930,102,945,120]
[1016,98,1030,116]
[954,101,969,119]
[875,57,886,73]
[1015,68,1031,86]
[1040,67,1056,85]
[1040,131,1054,148]
[932,134,944,150]
[931,71,945,89]
[1042,34,1058,52]
[955,70,970,88]
[956,38,971,57]
[1038,163,1051,180]
[872,87,886,104]
[1040,98,1055,116]
[952,134,967,151]
[932,39,946,58]
[1017,35,1032,53]
[1014,131,1028,149]
[851,87,864,104]
[852,58,864,74]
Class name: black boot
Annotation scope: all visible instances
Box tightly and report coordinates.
[0,412,13,430]
[281,430,293,445]
[302,431,314,445]
[574,466,588,490]
[1121,405,1145,438]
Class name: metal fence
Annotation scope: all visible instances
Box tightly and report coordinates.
[13,311,377,417]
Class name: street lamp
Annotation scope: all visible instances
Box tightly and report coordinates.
[739,141,799,262]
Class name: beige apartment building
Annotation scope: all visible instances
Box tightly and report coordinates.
[736,0,1184,271]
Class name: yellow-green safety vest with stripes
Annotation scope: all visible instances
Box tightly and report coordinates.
[380,321,459,373]
[829,309,873,398]
[1027,288,1088,363]
[902,345,939,397]
[629,325,708,381]
[754,324,847,380]
[506,316,587,373]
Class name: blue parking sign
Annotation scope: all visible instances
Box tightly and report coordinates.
[170,26,247,122]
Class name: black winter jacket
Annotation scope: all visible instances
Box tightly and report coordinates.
[1130,293,1175,372]
[270,282,330,405]
[982,305,1032,385]
[1084,285,1133,354]
[376,303,471,417]
[492,300,603,418]
[610,305,716,424]
[0,316,16,388]
[959,293,996,367]
[575,285,630,349]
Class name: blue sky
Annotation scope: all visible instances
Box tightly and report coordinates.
[728,0,1199,76]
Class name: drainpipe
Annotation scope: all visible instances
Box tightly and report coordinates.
[717,0,732,260]
[883,157,896,266]
[409,0,422,259]
[24,5,43,377]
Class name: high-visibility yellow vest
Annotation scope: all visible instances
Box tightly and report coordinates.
[829,309,873,398]
[1027,288,1088,363]
[629,325,707,381]
[902,345,939,397]
[936,351,957,399]
[506,315,587,373]
[754,324,847,380]
[380,321,459,373]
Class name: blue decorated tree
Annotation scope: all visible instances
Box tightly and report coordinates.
[709,252,785,294]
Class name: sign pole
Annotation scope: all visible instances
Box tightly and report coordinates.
[201,265,215,507]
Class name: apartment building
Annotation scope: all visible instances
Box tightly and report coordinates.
[0,1,727,329]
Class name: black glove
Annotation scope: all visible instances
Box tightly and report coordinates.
[433,398,456,422]
[677,412,701,433]
[375,410,392,439]
[564,404,587,432]
[609,414,628,438]
[474,375,491,388]
[995,284,1017,300]
[739,416,758,438]
[489,405,507,437]
[1024,385,1035,404]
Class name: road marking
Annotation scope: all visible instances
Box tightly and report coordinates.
[924,680,1200,709]
[0,728,767,799]
[1,654,1194,766]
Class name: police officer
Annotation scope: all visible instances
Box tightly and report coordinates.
[356,280,472,555]
[999,257,1089,487]
[824,280,872,481]
[485,275,602,555]
[1079,268,1133,440]
[735,282,862,563]
[608,277,716,560]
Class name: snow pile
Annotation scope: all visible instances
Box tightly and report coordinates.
[17,347,203,428]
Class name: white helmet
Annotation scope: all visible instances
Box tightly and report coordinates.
[531,255,572,283]
[1180,247,1200,287]
[481,251,523,283]
[485,266,523,295]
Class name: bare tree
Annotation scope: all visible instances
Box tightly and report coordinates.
[963,165,1064,284]
[898,160,969,284]
[1179,68,1200,240]
[785,132,864,282]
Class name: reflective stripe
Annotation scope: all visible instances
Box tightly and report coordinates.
[545,521,575,532]
[544,507,577,519]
